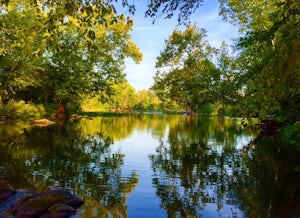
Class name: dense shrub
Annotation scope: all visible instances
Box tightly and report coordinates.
[0,100,51,117]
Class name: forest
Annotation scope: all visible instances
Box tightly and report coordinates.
[0,0,299,145]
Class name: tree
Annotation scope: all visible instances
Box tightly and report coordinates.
[221,0,300,122]
[0,1,46,103]
[152,25,219,112]
[134,90,162,111]
[145,0,204,24]
[148,0,300,124]
[214,42,241,112]
[0,0,142,116]
[99,81,137,112]
[40,6,142,115]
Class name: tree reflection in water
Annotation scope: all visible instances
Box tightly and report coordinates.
[1,115,299,217]
[234,135,300,218]
[149,116,300,217]
[0,120,138,217]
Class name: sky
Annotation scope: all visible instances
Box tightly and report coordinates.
[122,0,240,91]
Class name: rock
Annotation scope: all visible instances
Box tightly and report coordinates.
[11,189,84,217]
[29,119,56,127]
[0,191,32,217]
[0,179,84,217]
[0,180,17,202]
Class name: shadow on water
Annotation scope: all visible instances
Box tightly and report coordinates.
[0,115,299,217]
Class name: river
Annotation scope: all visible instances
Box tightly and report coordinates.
[0,115,299,217]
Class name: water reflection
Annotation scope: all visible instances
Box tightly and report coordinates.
[149,116,299,217]
[233,134,300,217]
[0,115,299,217]
[0,119,138,217]
[149,117,255,217]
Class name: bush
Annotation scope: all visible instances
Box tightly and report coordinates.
[281,121,300,149]
[198,103,220,115]
[0,100,49,117]
[81,97,106,112]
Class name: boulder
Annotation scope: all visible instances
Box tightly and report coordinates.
[11,189,84,217]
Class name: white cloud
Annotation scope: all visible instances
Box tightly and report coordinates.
[125,51,157,90]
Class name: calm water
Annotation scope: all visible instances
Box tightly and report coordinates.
[0,115,299,217]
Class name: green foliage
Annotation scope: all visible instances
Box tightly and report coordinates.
[134,90,162,111]
[0,1,45,102]
[152,26,220,111]
[0,100,53,117]
[197,103,219,115]
[98,81,137,112]
[219,0,276,33]
[151,0,300,128]
[145,0,204,24]
[215,42,241,105]
[225,0,300,123]
[152,25,237,113]
[80,84,164,113]
[81,96,107,112]
[0,0,142,114]
[1,0,299,131]
[280,122,300,148]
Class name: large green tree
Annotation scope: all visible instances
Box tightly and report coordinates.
[0,0,142,115]
[148,0,300,124]
[152,25,222,112]
[225,0,300,123]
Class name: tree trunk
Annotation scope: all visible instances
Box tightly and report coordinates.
[56,101,69,120]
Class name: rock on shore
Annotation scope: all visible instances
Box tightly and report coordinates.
[0,179,84,218]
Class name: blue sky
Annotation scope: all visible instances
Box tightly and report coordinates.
[123,0,239,90]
